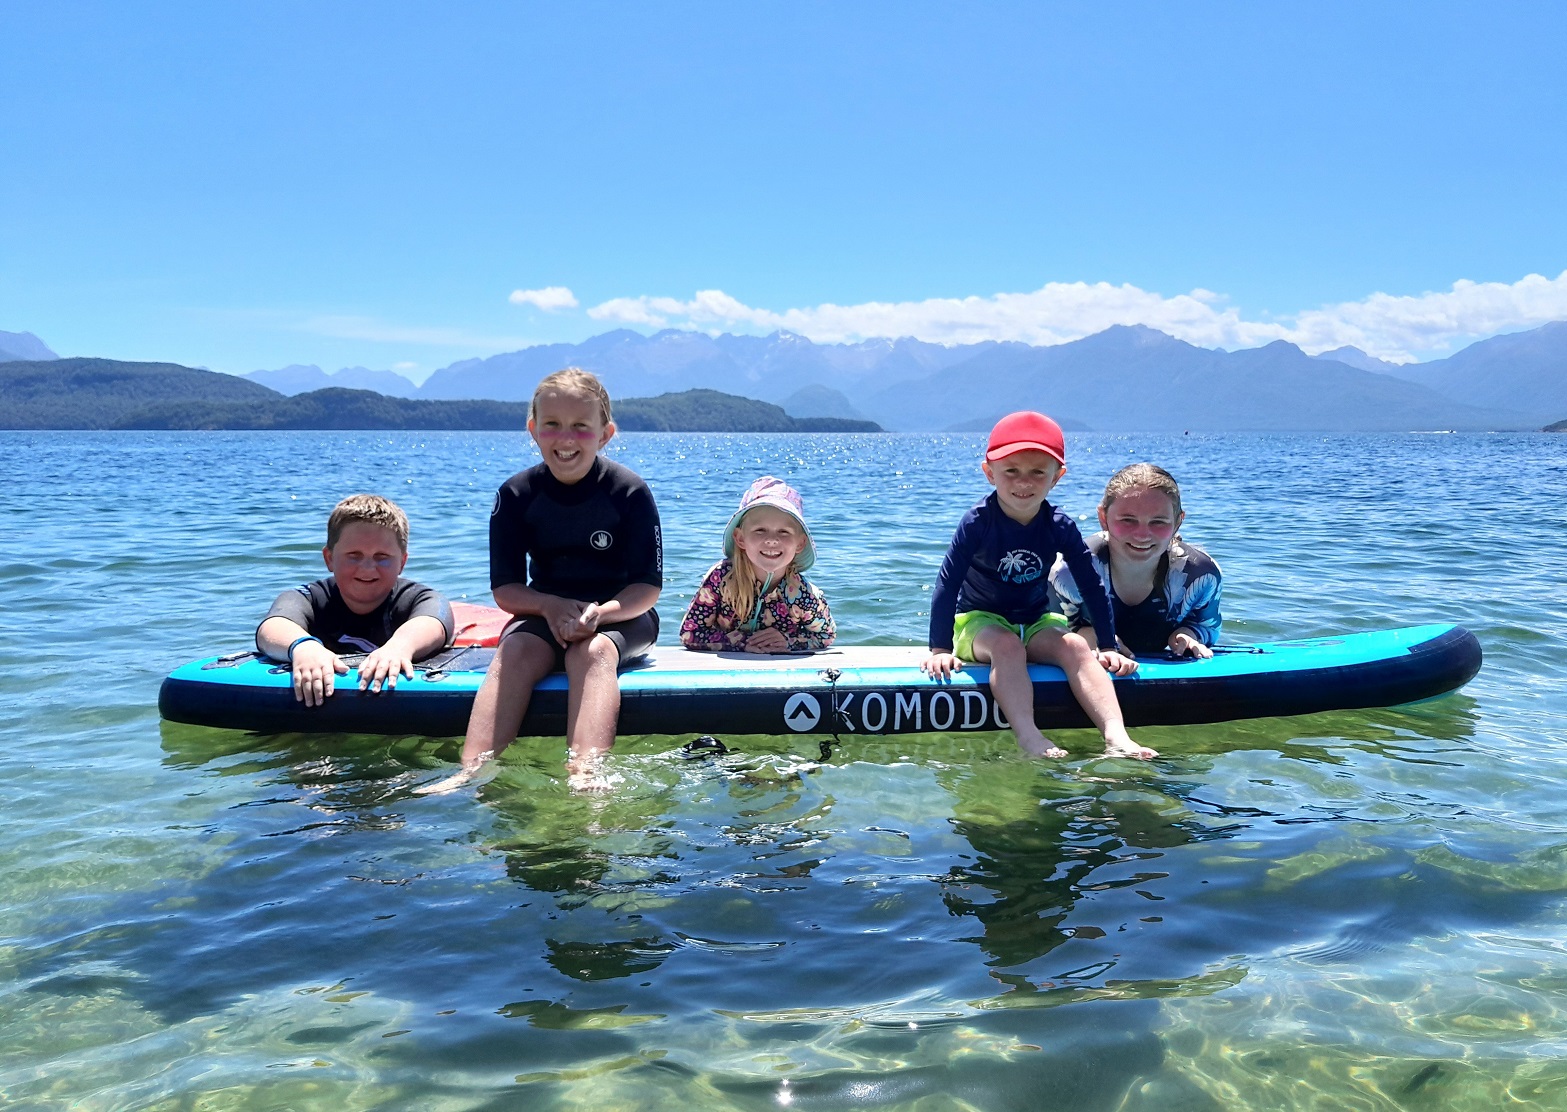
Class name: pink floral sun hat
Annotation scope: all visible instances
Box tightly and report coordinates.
[722,475,816,573]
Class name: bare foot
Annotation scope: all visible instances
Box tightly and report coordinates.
[413,756,494,796]
[1103,736,1158,760]
[1016,732,1069,759]
[566,750,616,793]
[567,768,616,793]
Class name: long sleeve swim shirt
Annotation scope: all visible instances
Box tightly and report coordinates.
[928,493,1116,653]
[1050,532,1222,654]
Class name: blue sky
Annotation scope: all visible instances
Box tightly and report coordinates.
[3,3,1565,378]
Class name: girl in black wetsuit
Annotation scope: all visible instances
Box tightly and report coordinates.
[419,368,662,794]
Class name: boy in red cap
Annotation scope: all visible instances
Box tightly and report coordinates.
[922,411,1156,760]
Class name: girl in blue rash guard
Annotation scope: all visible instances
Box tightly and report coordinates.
[1050,463,1222,658]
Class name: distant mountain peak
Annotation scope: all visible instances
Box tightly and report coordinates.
[242,363,417,398]
[0,330,59,362]
[1313,345,1403,373]
[1082,323,1188,351]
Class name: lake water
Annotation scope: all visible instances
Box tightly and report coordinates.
[3,429,1566,1110]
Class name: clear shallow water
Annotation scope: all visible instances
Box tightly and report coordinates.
[2,429,1565,1110]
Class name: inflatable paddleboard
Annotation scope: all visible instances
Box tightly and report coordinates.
[159,609,1481,738]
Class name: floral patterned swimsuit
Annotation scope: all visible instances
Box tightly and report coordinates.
[679,559,836,652]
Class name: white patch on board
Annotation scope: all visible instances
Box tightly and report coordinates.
[782,692,822,732]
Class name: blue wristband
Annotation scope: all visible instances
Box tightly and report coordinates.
[286,635,323,661]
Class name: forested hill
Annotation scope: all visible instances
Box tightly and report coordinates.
[0,360,881,432]
[616,389,878,432]
[118,387,881,432]
[0,358,280,429]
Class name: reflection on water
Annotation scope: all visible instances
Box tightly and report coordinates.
[4,430,1567,1108]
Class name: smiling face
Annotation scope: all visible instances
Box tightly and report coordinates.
[323,522,407,615]
[732,505,807,580]
[982,449,1064,524]
[528,387,614,484]
[1098,486,1183,571]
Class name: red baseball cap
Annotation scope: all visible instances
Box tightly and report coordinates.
[986,411,1066,464]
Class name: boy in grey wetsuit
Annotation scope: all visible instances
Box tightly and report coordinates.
[257,494,453,707]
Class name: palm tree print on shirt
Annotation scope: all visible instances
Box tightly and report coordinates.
[997,549,1045,584]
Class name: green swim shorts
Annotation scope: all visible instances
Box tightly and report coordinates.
[951,609,1069,662]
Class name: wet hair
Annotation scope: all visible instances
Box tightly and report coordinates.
[722,509,805,617]
[326,493,409,552]
[529,367,613,426]
[1099,463,1186,557]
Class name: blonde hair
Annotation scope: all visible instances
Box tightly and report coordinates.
[327,493,409,551]
[529,367,613,426]
[720,510,805,618]
[1100,463,1186,557]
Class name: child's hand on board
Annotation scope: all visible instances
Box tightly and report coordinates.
[745,627,789,653]
[358,644,416,693]
[922,651,962,680]
[1168,629,1213,659]
[1097,649,1139,676]
[291,641,349,706]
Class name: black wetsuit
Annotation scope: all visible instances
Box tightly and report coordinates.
[259,578,454,656]
[490,456,663,661]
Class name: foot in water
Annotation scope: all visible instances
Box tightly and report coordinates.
[413,756,494,796]
[1016,730,1068,759]
[1103,735,1159,760]
[566,749,617,793]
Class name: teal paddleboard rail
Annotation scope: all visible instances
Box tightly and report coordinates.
[159,624,1482,738]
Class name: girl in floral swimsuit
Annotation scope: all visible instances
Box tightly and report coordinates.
[679,476,835,654]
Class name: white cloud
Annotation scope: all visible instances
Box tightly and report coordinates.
[509,286,579,312]
[1281,272,1567,359]
[586,270,1567,362]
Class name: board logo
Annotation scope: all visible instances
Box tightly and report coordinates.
[782,692,822,732]
[590,530,613,550]
[781,687,1005,734]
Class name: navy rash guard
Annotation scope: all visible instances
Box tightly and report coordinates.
[490,456,663,602]
[929,493,1116,652]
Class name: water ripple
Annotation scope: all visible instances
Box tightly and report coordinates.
[3,430,1566,1109]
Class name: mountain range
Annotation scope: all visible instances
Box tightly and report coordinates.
[241,321,1565,431]
[8,320,1567,431]
[1370,321,1567,417]
[243,363,421,398]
